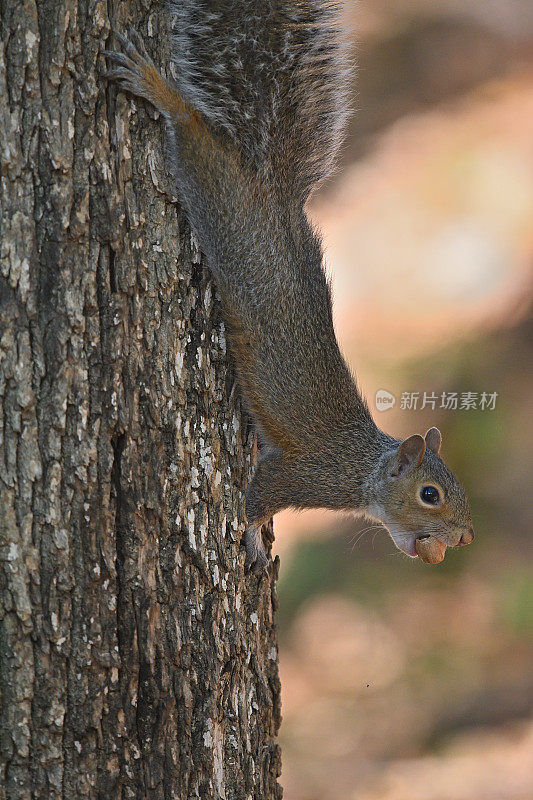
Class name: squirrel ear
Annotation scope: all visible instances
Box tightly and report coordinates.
[391,434,426,476]
[425,427,442,455]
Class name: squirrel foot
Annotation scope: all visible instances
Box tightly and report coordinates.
[104,27,186,118]
[244,525,269,574]
[104,27,156,99]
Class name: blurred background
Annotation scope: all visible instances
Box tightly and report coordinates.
[275,2,533,798]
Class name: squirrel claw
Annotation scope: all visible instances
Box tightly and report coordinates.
[104,30,155,101]
[114,28,154,67]
[244,526,269,574]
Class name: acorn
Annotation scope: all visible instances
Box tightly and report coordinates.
[415,535,447,564]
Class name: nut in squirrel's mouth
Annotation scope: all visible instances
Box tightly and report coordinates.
[395,533,459,562]
[414,529,474,564]
[386,522,474,562]
[415,534,447,564]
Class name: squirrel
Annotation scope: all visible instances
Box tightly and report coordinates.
[105,3,475,572]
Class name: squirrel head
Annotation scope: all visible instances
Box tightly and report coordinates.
[367,427,474,559]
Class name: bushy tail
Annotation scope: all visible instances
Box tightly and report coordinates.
[168,0,352,200]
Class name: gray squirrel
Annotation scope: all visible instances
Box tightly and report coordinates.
[105,2,474,572]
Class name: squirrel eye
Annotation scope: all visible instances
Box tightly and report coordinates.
[420,485,441,505]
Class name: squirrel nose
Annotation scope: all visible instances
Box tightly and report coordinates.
[459,527,474,545]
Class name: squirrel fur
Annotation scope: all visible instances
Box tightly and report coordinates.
[105,2,474,572]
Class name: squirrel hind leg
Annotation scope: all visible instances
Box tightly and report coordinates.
[105,28,187,119]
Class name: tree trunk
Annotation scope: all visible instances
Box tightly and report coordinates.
[0,3,282,799]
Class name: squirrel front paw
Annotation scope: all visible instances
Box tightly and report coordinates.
[244,525,269,574]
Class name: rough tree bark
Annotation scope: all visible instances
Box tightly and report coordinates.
[0,3,282,799]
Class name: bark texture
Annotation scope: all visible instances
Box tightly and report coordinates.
[0,3,282,798]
